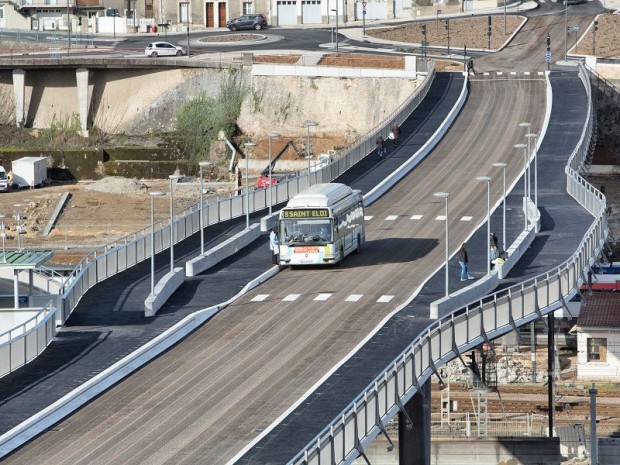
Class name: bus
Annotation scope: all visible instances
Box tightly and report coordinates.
[277,183,365,266]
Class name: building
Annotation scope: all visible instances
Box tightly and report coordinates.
[574,292,620,381]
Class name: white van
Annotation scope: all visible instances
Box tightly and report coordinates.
[0,167,8,191]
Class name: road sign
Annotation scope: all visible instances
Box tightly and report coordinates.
[546,51,551,62]
[363,9,366,14]
[573,24,579,32]
[362,1,367,6]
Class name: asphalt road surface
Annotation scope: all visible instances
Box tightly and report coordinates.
[3,77,546,465]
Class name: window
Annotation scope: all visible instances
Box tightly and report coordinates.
[587,337,607,362]
[242,2,252,14]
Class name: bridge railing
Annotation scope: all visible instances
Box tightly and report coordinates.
[0,300,56,378]
[289,63,604,465]
[59,61,436,323]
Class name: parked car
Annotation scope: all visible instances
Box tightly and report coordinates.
[144,42,185,57]
[226,14,268,31]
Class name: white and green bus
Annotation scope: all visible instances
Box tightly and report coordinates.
[277,183,365,266]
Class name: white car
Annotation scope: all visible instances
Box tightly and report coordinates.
[145,42,185,57]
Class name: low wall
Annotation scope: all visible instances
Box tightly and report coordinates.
[186,223,262,277]
[431,437,561,465]
[144,267,185,317]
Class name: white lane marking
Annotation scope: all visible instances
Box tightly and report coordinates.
[364,215,374,221]
[346,294,363,302]
[461,216,473,221]
[283,294,300,301]
[410,214,423,220]
[510,71,517,76]
[497,71,503,76]
[385,215,398,221]
[524,71,531,76]
[314,293,332,301]
[435,215,446,221]
[377,295,394,303]
[538,71,544,76]
[251,294,269,302]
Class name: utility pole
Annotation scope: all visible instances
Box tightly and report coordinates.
[546,33,551,72]
[592,19,598,56]
[487,15,492,50]
[445,19,450,56]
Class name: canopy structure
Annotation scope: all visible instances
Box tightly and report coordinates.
[0,250,54,308]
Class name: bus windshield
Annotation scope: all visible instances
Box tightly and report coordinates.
[280,218,332,245]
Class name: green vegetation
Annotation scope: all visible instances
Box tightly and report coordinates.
[174,71,249,171]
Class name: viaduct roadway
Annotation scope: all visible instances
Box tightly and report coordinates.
[1,13,594,465]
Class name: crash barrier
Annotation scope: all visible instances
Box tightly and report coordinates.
[57,61,436,324]
[0,300,56,378]
[288,62,603,465]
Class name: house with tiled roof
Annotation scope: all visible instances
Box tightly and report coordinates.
[573,292,620,381]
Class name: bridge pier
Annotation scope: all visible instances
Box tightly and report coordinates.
[76,68,89,137]
[12,69,25,127]
[399,379,431,465]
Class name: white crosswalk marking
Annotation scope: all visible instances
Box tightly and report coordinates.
[435,215,446,221]
[385,215,398,221]
[461,216,473,221]
[314,293,332,301]
[251,294,269,302]
[346,294,363,302]
[410,214,423,220]
[377,295,394,303]
[283,294,300,301]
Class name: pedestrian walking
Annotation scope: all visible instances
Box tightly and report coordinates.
[467,58,476,75]
[490,232,498,249]
[270,227,279,265]
[458,242,475,281]
[390,123,400,146]
[489,244,499,270]
[376,135,386,159]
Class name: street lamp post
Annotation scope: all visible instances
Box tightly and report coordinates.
[244,142,256,229]
[564,0,568,61]
[476,176,492,275]
[13,206,23,251]
[433,192,450,297]
[149,191,165,296]
[168,173,183,272]
[0,214,6,263]
[519,122,532,200]
[198,161,212,255]
[268,132,280,216]
[305,121,318,185]
[492,162,507,252]
[526,133,539,208]
[330,6,339,53]
[514,143,528,229]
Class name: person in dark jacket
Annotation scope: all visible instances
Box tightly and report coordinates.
[458,242,475,281]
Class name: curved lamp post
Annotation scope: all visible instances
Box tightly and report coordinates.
[305,120,318,184]
[168,173,183,272]
[433,191,450,297]
[149,191,165,296]
[514,143,528,229]
[268,132,280,216]
[476,176,492,275]
[492,162,507,252]
[198,161,212,255]
[244,142,256,229]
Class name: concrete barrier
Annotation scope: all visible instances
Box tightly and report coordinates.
[185,223,262,277]
[430,272,499,319]
[144,267,185,317]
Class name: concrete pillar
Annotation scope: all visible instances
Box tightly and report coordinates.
[399,379,431,465]
[12,69,26,127]
[13,269,19,308]
[29,269,34,303]
[76,68,89,136]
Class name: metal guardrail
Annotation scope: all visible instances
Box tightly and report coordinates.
[430,412,549,438]
[289,63,603,465]
[0,300,56,377]
[57,61,436,323]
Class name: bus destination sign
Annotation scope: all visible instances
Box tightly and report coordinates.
[282,208,329,219]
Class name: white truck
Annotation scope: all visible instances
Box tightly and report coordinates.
[12,156,47,188]
[0,167,8,191]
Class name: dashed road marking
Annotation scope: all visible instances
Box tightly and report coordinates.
[411,214,423,220]
[461,216,473,221]
[251,294,269,302]
[385,215,398,221]
[346,294,363,302]
[364,215,373,221]
[314,293,332,301]
[435,215,446,221]
[283,294,300,301]
[377,295,394,303]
